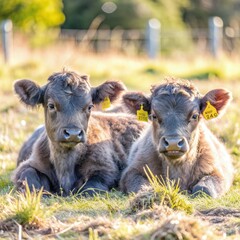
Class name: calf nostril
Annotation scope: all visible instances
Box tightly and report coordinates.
[178,139,185,148]
[77,130,83,140]
[163,138,169,147]
[63,129,70,139]
[62,128,84,142]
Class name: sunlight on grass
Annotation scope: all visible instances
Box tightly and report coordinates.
[51,191,128,221]
[2,184,48,227]
[130,166,193,214]
[191,187,240,211]
[89,227,100,240]
[145,166,193,214]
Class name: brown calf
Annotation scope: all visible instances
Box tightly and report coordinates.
[120,78,234,198]
[12,70,146,196]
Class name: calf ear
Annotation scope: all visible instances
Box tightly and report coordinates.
[122,92,151,114]
[14,80,44,107]
[91,81,126,104]
[200,89,232,115]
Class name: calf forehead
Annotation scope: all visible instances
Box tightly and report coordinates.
[152,94,199,113]
[151,80,200,99]
[151,82,200,115]
[45,71,92,105]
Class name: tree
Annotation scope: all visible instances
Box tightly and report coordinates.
[62,0,189,30]
[0,0,65,45]
[182,0,240,28]
[61,0,192,53]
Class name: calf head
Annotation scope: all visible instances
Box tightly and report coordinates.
[14,70,125,149]
[123,78,232,163]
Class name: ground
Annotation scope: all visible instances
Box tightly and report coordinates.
[0,44,240,239]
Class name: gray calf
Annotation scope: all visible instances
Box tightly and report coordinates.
[120,78,234,198]
[13,70,146,196]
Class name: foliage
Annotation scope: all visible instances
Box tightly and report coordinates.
[0,0,65,45]
[62,0,175,30]
[62,0,102,30]
[183,0,240,28]
[61,0,189,31]
[62,0,192,53]
[0,0,64,32]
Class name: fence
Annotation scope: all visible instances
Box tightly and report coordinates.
[1,17,240,63]
[59,21,240,58]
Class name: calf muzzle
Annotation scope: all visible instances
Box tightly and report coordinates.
[159,136,189,159]
[62,128,85,143]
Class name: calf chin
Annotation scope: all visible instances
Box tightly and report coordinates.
[163,151,186,160]
[59,142,81,149]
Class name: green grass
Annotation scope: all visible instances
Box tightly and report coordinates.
[128,166,193,214]
[0,46,240,238]
[4,185,46,227]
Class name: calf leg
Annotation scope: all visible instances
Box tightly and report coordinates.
[191,175,224,198]
[77,173,115,196]
[17,167,51,193]
[120,169,150,193]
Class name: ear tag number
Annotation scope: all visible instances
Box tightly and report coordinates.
[102,96,111,110]
[137,104,148,122]
[203,101,218,120]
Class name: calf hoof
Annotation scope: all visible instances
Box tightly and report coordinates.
[19,168,51,193]
[78,180,109,197]
[80,188,107,197]
[191,185,217,198]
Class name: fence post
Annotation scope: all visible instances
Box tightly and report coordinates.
[1,19,13,64]
[208,16,223,58]
[146,18,161,59]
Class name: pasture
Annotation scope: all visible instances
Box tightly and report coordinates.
[0,44,240,239]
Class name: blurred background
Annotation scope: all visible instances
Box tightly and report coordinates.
[0,0,240,89]
[1,0,240,61]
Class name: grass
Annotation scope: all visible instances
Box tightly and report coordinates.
[3,185,46,227]
[128,166,193,214]
[0,41,240,239]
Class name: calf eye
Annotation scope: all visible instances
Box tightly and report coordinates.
[88,104,94,111]
[191,113,199,121]
[150,114,157,120]
[47,103,55,110]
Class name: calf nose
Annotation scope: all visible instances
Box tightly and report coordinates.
[161,136,188,152]
[63,128,84,142]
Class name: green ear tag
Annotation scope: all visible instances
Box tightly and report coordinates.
[137,104,148,122]
[203,101,218,120]
[102,96,111,110]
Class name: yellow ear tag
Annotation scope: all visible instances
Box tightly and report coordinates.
[137,104,148,122]
[203,101,218,120]
[102,96,111,110]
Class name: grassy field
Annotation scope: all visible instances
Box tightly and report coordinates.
[0,43,240,239]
